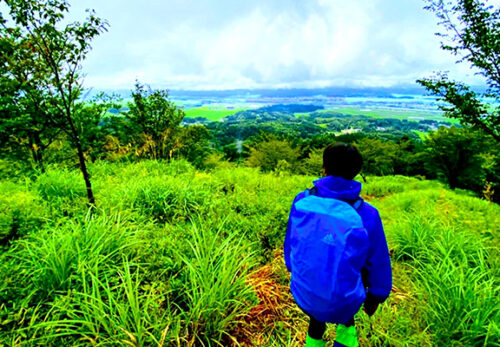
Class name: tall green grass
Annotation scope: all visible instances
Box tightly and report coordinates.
[0,181,46,244]
[31,260,172,346]
[178,223,257,345]
[0,161,498,346]
[376,188,500,346]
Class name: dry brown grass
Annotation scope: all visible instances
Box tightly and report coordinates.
[226,250,307,346]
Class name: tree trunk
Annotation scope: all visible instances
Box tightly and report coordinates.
[33,132,45,173]
[448,173,458,190]
[29,133,45,173]
[75,138,96,206]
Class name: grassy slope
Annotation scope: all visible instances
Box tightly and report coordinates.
[0,162,498,346]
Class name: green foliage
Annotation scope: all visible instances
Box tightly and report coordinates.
[174,124,212,168]
[302,148,324,176]
[424,126,490,191]
[417,0,500,140]
[361,175,444,198]
[75,93,123,162]
[12,214,137,297]
[131,177,211,223]
[178,224,256,345]
[246,136,300,173]
[35,168,87,201]
[36,260,171,346]
[1,0,109,205]
[377,188,499,345]
[203,152,233,170]
[0,158,31,180]
[0,181,45,244]
[355,137,398,175]
[0,16,58,172]
[126,82,185,160]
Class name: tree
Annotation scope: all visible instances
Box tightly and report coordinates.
[424,126,487,191]
[245,135,300,172]
[302,148,324,176]
[354,137,399,175]
[1,0,108,205]
[174,125,212,167]
[417,0,499,141]
[75,93,121,163]
[393,136,428,176]
[125,82,185,160]
[0,20,60,173]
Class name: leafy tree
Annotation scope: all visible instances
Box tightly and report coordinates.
[221,142,241,162]
[417,0,499,141]
[125,82,185,160]
[354,137,399,175]
[1,0,108,205]
[245,136,300,172]
[203,152,233,170]
[302,148,324,176]
[478,139,500,202]
[394,136,428,176]
[424,126,487,191]
[75,93,121,163]
[0,19,59,172]
[174,125,212,168]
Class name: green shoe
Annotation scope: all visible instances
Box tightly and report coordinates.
[335,324,358,347]
[305,335,326,347]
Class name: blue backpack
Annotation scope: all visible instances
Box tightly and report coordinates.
[288,188,369,324]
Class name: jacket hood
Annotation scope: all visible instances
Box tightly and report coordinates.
[313,176,361,201]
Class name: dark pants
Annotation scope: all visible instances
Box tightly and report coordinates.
[308,315,355,339]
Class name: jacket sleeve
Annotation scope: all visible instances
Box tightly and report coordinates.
[284,192,304,272]
[363,209,392,303]
[284,212,293,272]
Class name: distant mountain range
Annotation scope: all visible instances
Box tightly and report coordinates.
[83,84,490,101]
[86,85,425,99]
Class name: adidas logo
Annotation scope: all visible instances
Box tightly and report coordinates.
[322,233,336,245]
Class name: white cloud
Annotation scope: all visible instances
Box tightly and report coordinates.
[75,0,490,90]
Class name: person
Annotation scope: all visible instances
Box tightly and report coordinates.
[283,143,392,347]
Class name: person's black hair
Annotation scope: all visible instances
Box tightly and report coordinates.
[323,142,363,180]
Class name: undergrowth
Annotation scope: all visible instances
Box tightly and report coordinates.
[0,160,498,346]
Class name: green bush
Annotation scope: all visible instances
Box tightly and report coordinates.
[31,260,174,346]
[362,175,443,198]
[178,223,257,345]
[0,182,46,243]
[35,168,88,218]
[7,213,138,299]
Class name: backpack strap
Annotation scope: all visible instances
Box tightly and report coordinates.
[351,199,363,210]
[306,186,363,210]
[305,186,318,197]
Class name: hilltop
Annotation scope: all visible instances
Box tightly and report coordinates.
[0,161,498,346]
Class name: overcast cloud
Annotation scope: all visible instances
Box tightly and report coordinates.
[68,0,492,90]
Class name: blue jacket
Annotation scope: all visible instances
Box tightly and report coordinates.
[284,176,392,303]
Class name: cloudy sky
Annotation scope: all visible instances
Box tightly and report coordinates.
[69,0,490,90]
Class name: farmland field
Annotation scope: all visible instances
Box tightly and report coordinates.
[301,106,458,124]
[104,92,461,125]
[0,161,498,346]
[183,106,246,121]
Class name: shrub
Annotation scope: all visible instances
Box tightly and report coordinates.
[31,260,174,346]
[10,213,138,299]
[0,182,46,243]
[177,223,257,345]
[35,168,87,214]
